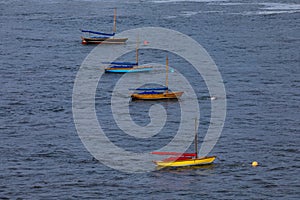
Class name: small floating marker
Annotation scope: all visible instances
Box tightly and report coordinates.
[210,96,217,100]
[143,40,149,45]
[252,161,258,167]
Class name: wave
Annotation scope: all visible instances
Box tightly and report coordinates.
[242,3,300,16]
[153,0,228,3]
[260,3,300,11]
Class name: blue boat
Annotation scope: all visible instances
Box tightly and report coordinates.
[105,66,153,73]
[104,38,152,73]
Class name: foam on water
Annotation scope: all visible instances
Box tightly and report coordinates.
[180,11,199,17]
[261,3,300,11]
[239,3,300,15]
[153,0,228,3]
[160,1,300,19]
[255,2,300,15]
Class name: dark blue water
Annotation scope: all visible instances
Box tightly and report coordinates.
[1,0,299,199]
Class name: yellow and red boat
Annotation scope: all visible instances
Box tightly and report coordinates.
[151,152,216,167]
[130,55,183,100]
[151,118,216,168]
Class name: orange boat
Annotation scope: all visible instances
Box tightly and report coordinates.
[130,55,183,100]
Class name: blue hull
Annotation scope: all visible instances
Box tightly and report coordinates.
[105,68,152,73]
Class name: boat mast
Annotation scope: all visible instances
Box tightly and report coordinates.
[195,118,198,158]
[136,36,139,65]
[113,8,117,33]
[166,55,169,93]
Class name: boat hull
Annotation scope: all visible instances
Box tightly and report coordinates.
[154,156,216,167]
[131,91,183,100]
[81,37,128,44]
[105,66,152,73]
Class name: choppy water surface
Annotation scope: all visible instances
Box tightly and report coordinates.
[1,0,299,199]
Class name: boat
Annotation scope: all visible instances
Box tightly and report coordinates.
[130,55,183,100]
[152,153,216,167]
[105,65,153,73]
[151,118,216,168]
[104,38,152,73]
[81,8,128,45]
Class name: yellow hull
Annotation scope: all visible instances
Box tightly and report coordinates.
[131,91,183,100]
[154,156,216,167]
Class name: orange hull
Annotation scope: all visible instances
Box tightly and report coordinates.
[131,91,183,100]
